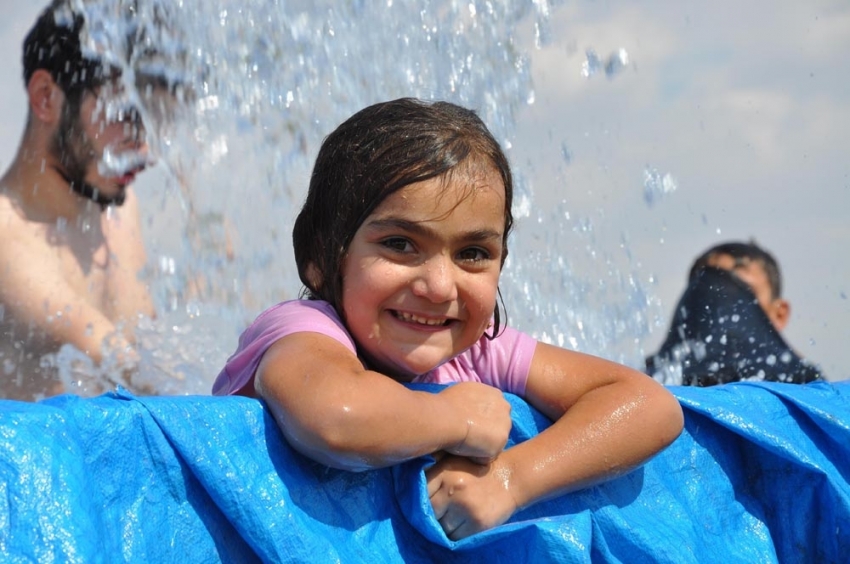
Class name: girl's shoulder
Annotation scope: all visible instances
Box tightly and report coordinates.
[213,299,357,396]
[252,298,337,324]
[245,299,355,353]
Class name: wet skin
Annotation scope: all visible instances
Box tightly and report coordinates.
[0,70,154,400]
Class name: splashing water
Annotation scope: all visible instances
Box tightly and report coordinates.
[97,146,152,178]
[58,0,659,395]
[582,47,631,79]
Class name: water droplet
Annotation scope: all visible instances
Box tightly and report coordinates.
[582,47,631,79]
[581,49,601,78]
[55,217,68,233]
[642,166,678,207]
[560,142,572,165]
[604,48,630,77]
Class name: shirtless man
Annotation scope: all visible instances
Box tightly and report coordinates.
[0,3,155,401]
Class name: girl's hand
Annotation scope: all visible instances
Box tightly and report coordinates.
[426,453,518,540]
[437,382,512,463]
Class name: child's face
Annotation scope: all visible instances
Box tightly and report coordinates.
[706,253,773,310]
[705,253,788,330]
[341,167,506,381]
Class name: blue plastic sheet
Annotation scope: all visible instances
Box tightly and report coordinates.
[1,381,848,563]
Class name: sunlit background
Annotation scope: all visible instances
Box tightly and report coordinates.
[1,1,847,387]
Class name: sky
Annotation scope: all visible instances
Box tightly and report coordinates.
[2,1,847,381]
[508,1,850,380]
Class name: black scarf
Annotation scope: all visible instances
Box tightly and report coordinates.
[646,267,822,385]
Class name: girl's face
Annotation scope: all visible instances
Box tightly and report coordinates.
[341,167,506,381]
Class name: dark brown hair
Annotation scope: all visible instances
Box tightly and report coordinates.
[23,2,114,97]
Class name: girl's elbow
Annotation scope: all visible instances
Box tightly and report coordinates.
[293,405,388,471]
[287,420,376,472]
[302,409,362,453]
[290,433,375,472]
[653,389,685,447]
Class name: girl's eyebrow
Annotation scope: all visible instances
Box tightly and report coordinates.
[365,217,503,242]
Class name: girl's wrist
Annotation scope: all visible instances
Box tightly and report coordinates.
[495,449,532,511]
[419,390,470,454]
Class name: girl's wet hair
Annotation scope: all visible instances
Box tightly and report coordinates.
[293,97,514,336]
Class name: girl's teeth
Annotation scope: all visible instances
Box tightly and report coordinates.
[396,312,446,326]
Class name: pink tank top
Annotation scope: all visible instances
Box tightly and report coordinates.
[212,300,537,397]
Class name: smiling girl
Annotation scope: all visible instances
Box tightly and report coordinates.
[213,98,683,540]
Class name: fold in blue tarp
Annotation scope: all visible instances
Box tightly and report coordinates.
[1,381,848,563]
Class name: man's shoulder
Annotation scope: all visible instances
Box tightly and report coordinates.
[0,187,18,215]
[0,190,33,234]
[0,190,56,258]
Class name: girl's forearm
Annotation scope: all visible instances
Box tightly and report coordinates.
[256,335,512,472]
[502,382,683,509]
[260,373,468,471]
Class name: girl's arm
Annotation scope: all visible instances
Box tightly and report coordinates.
[254,331,513,471]
[427,343,684,539]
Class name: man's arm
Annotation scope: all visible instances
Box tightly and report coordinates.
[0,231,126,364]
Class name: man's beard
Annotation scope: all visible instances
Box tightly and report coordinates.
[50,100,127,209]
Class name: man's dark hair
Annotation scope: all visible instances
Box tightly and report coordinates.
[23,1,114,96]
[688,240,782,299]
[292,97,514,337]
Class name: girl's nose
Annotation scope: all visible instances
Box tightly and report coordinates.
[411,256,458,303]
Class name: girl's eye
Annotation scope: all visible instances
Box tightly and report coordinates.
[457,247,491,262]
[380,237,413,253]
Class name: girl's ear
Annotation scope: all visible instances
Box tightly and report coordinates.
[27,69,64,124]
[305,262,323,290]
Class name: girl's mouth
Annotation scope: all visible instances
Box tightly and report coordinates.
[391,310,452,327]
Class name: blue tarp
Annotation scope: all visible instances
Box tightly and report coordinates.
[1,381,848,563]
